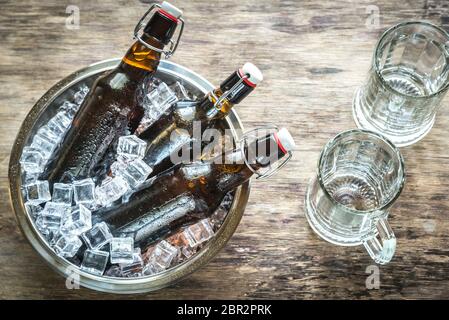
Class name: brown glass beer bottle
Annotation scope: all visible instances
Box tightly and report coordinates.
[95,128,295,245]
[139,62,263,177]
[45,2,183,183]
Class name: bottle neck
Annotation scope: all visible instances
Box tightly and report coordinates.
[144,9,179,45]
[197,88,233,120]
[121,34,162,75]
[121,9,178,74]
[198,70,256,119]
[245,134,286,170]
[212,134,287,191]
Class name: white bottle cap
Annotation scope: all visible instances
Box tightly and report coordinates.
[275,128,296,153]
[161,1,183,19]
[241,62,263,86]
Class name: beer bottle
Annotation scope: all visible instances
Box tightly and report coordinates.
[45,2,183,183]
[139,62,263,177]
[94,128,295,244]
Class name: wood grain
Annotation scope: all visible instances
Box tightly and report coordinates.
[1,0,449,299]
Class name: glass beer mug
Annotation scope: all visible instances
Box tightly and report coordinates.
[353,21,449,147]
[305,129,405,264]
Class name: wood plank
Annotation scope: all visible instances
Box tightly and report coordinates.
[1,0,449,299]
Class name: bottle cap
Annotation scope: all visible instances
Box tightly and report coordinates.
[274,128,295,154]
[240,62,263,87]
[160,1,183,20]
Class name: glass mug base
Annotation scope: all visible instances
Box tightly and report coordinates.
[352,87,436,147]
[305,178,363,247]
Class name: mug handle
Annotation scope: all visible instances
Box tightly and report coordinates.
[362,217,396,265]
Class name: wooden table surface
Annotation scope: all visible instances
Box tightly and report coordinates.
[1,0,449,299]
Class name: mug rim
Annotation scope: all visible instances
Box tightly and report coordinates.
[373,20,449,99]
[317,129,406,215]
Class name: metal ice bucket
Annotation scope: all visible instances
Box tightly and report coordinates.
[8,59,250,293]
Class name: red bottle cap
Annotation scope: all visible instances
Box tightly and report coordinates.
[274,128,295,154]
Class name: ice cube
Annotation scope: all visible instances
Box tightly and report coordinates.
[142,262,163,275]
[30,131,57,159]
[36,213,62,233]
[136,77,161,106]
[53,234,82,258]
[80,249,109,276]
[22,171,39,185]
[142,83,178,126]
[210,192,233,226]
[166,232,189,247]
[221,192,234,209]
[104,266,122,277]
[182,219,215,247]
[181,246,195,259]
[166,233,194,259]
[210,207,228,227]
[61,204,92,236]
[37,126,60,143]
[59,101,79,119]
[141,245,155,262]
[73,85,90,105]
[145,82,178,112]
[47,112,72,136]
[25,202,43,218]
[20,147,45,173]
[120,248,144,277]
[95,176,129,207]
[43,231,61,246]
[110,237,134,264]
[142,76,162,93]
[73,178,96,205]
[169,81,195,100]
[99,175,113,186]
[118,158,153,189]
[60,100,78,112]
[143,240,178,275]
[117,135,147,160]
[81,222,112,250]
[110,158,128,176]
[42,201,71,216]
[52,183,73,205]
[24,180,51,204]
[36,202,70,233]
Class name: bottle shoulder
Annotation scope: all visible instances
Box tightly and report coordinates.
[95,68,140,92]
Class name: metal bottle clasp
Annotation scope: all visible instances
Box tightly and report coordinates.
[239,126,293,180]
[133,3,185,59]
[212,73,249,110]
